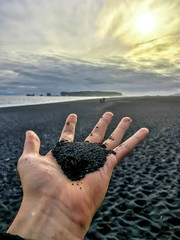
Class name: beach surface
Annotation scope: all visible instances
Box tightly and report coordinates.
[0,96,180,239]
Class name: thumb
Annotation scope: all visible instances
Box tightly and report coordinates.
[23,130,40,155]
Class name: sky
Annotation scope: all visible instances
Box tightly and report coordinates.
[0,0,180,96]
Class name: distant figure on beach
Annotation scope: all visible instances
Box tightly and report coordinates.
[2,112,149,240]
[100,98,105,103]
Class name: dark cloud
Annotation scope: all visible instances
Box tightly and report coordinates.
[0,52,179,96]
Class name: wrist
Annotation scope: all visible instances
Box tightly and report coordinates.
[7,195,87,240]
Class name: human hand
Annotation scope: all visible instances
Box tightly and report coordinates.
[7,112,149,240]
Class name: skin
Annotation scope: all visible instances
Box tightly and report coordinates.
[7,112,149,240]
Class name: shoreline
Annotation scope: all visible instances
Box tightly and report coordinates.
[0,95,178,109]
[0,96,122,109]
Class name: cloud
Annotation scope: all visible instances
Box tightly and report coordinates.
[0,0,104,54]
[91,0,180,75]
[0,0,180,95]
[0,52,179,96]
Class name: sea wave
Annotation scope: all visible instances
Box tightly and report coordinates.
[0,96,111,108]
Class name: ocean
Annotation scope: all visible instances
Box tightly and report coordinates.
[0,95,108,108]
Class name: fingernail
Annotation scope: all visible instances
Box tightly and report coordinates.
[123,117,132,122]
[103,112,114,118]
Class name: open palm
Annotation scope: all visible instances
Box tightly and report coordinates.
[17,112,149,235]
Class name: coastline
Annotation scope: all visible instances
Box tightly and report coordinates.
[0,95,178,109]
[0,95,121,109]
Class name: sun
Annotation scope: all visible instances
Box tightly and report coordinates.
[136,13,155,34]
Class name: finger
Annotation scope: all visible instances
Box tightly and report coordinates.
[103,154,118,179]
[103,117,132,150]
[85,112,114,143]
[23,130,40,155]
[114,128,149,163]
[59,113,77,142]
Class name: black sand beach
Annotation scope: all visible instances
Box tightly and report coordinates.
[0,96,180,239]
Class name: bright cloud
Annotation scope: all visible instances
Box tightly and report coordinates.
[0,0,180,95]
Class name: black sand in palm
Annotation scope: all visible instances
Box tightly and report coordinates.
[52,141,115,181]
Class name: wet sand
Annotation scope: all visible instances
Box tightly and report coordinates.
[0,96,180,239]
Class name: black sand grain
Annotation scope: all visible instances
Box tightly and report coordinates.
[52,141,115,181]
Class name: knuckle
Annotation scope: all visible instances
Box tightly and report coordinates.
[133,134,141,141]
[63,130,73,135]
[100,118,110,124]
[93,129,103,136]
[117,125,126,131]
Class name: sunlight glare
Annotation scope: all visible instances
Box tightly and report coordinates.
[136,13,155,34]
